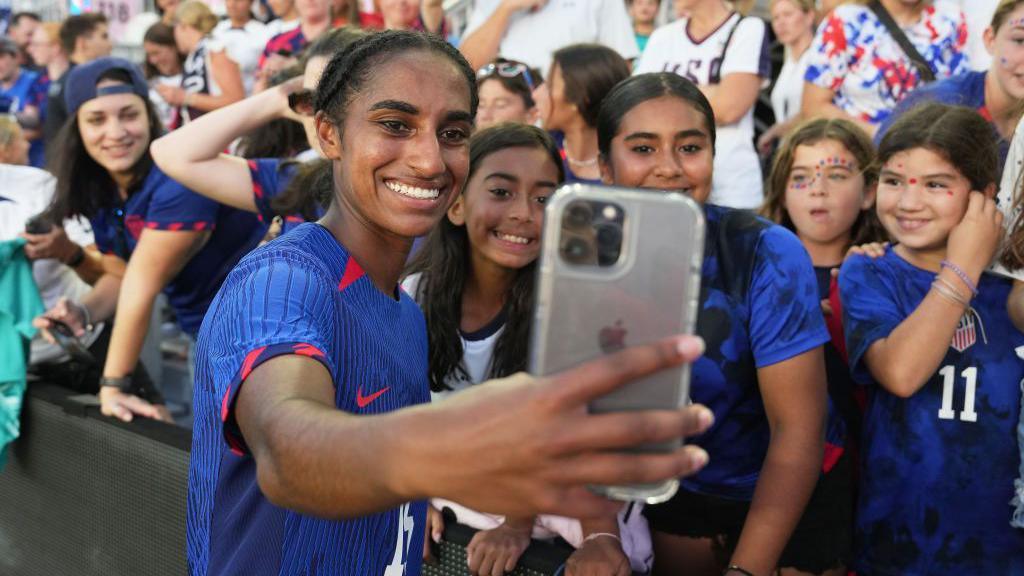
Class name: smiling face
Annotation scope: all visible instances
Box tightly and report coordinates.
[76,84,151,181]
[783,139,873,263]
[476,78,533,128]
[144,41,182,76]
[450,146,559,272]
[600,95,714,202]
[876,147,971,263]
[988,5,1024,102]
[317,49,473,240]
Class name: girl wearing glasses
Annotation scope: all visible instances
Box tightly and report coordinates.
[33,57,264,423]
[474,58,541,129]
[153,28,367,238]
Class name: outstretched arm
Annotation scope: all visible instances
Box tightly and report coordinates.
[150,78,302,212]
[238,335,714,521]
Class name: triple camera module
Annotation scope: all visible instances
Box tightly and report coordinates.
[559,199,625,267]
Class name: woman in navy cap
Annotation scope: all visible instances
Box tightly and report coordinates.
[33,57,264,422]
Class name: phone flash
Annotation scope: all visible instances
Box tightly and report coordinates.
[602,206,618,220]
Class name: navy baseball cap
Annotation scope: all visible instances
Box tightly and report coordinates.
[65,57,149,116]
[0,37,18,56]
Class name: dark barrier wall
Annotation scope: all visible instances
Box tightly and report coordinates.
[0,383,190,576]
[0,383,579,576]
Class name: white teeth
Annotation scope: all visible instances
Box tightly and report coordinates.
[386,180,440,200]
[496,232,530,245]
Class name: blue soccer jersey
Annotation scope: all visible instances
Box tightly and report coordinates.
[188,222,430,576]
[680,205,831,499]
[840,248,1024,575]
[89,164,263,335]
[247,158,324,234]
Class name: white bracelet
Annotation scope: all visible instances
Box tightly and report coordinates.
[582,532,621,545]
[78,302,94,332]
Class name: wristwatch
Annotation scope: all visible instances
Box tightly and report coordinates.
[100,376,132,392]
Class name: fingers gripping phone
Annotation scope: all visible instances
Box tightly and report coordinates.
[529,184,705,504]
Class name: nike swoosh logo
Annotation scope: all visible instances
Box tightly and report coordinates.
[356,386,390,408]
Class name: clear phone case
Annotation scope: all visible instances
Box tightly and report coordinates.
[529,183,705,504]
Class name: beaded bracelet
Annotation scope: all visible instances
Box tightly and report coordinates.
[940,260,978,297]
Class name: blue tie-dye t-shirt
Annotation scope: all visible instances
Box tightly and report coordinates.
[840,248,1024,576]
[682,205,830,500]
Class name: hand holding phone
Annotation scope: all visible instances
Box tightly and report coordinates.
[530,184,705,503]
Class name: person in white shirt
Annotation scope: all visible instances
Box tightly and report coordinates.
[635,0,770,209]
[758,0,816,156]
[213,0,268,94]
[0,119,99,366]
[958,0,1000,71]
[459,0,639,74]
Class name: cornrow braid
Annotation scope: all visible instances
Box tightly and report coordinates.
[314,30,478,127]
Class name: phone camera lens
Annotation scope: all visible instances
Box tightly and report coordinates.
[565,202,593,229]
[562,237,592,264]
[595,223,622,266]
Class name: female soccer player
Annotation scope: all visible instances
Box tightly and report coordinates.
[187,31,714,576]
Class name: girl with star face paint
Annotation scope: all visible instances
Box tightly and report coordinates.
[840,102,1024,575]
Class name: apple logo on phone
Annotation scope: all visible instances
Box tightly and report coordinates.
[599,320,627,354]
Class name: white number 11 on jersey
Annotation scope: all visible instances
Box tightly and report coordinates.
[937,365,978,423]
[384,503,415,575]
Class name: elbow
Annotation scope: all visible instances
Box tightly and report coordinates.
[714,105,748,126]
[149,137,169,168]
[875,367,921,399]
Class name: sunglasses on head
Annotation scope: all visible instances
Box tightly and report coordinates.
[477,62,536,91]
[288,89,315,117]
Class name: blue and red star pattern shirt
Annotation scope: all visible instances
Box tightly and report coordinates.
[258,27,308,70]
[875,70,1009,179]
[89,164,263,335]
[188,222,430,576]
[678,206,831,500]
[804,4,968,126]
[840,247,1024,575]
[248,158,323,233]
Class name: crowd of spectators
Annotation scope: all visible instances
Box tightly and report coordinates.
[2,1,1024,576]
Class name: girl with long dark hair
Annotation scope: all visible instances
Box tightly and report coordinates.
[597,72,829,576]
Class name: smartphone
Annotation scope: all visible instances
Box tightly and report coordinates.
[25,214,53,235]
[529,183,705,504]
[48,319,96,366]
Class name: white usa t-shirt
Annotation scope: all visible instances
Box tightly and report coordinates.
[463,0,639,74]
[634,14,770,209]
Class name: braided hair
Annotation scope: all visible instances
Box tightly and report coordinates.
[314,30,479,128]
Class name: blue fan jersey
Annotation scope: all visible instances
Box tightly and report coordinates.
[681,205,830,499]
[187,223,430,575]
[840,247,1024,575]
[89,163,263,335]
[248,158,324,234]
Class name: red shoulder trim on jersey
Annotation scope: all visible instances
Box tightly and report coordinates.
[338,257,365,291]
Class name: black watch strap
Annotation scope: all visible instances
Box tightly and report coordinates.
[66,245,85,268]
[100,376,132,392]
